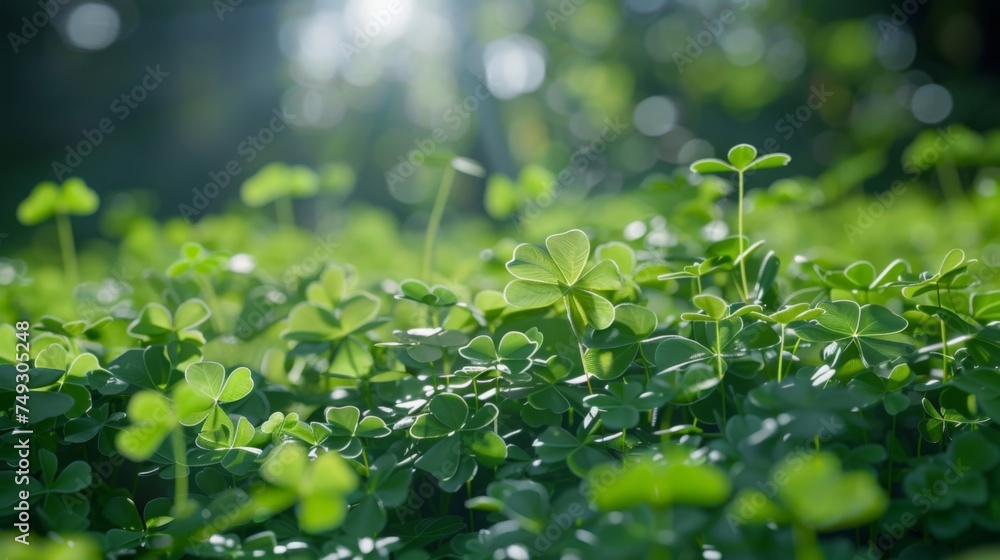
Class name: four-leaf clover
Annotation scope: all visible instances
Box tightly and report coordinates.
[504,229,622,335]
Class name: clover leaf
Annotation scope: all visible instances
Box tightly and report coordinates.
[504,229,622,334]
[731,451,887,533]
[587,449,731,510]
[127,299,212,343]
[16,177,99,226]
[174,361,254,428]
[166,242,230,278]
[193,415,264,475]
[115,391,177,461]
[791,301,912,367]
[258,442,357,533]
[397,279,459,307]
[582,382,665,430]
[583,304,658,380]
[240,162,320,207]
[690,144,791,174]
[324,405,392,459]
[532,425,613,477]
[458,329,541,381]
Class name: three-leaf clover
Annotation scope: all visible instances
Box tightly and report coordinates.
[115,391,177,461]
[166,242,230,278]
[127,299,212,344]
[690,144,790,300]
[790,301,912,368]
[16,177,100,284]
[16,177,100,226]
[258,442,358,533]
[504,229,623,335]
[283,266,381,343]
[240,162,320,227]
[729,451,887,534]
[457,329,542,383]
[324,405,392,459]
[583,304,658,381]
[174,361,254,430]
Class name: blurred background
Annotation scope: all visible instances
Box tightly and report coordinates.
[3,0,1000,318]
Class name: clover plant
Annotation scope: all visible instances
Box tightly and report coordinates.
[4,145,1000,560]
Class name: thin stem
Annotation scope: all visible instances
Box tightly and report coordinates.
[737,171,749,302]
[56,213,79,286]
[196,276,226,333]
[171,428,189,515]
[940,319,949,381]
[714,320,727,424]
[887,415,896,491]
[472,378,480,412]
[422,166,457,281]
[695,275,703,295]
[936,285,949,380]
[935,159,964,202]
[777,327,786,382]
[792,523,822,560]
[564,296,593,394]
[275,197,295,229]
[466,480,475,531]
[429,360,439,391]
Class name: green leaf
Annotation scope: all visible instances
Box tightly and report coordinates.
[949,432,1000,473]
[588,453,731,510]
[466,431,507,468]
[689,158,736,174]
[693,294,728,321]
[429,393,468,431]
[460,335,498,364]
[727,144,758,169]
[745,152,791,171]
[776,451,888,531]
[185,361,226,399]
[174,299,211,331]
[506,243,563,283]
[503,280,564,308]
[575,260,623,291]
[545,229,590,285]
[241,162,320,207]
[104,497,143,531]
[219,367,253,402]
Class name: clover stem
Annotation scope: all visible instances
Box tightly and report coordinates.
[579,341,593,395]
[695,275,703,295]
[472,379,480,412]
[429,360,439,391]
[777,327,786,382]
[940,319,949,381]
[195,276,226,333]
[620,430,627,454]
[792,522,822,560]
[361,446,370,471]
[466,480,475,531]
[494,378,500,410]
[56,213,79,286]
[422,165,457,281]
[936,159,964,202]
[737,170,750,302]
[936,285,949,380]
[659,405,674,436]
[639,345,651,384]
[564,296,594,394]
[171,428,189,515]
[887,415,896,491]
[275,197,295,229]
[714,320,726,423]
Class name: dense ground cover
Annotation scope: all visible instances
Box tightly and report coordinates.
[2,144,1000,560]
